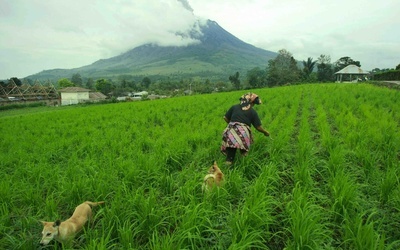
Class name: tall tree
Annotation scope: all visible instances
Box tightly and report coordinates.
[229,72,241,90]
[86,78,95,90]
[266,49,300,86]
[58,78,74,88]
[396,64,400,70]
[71,73,83,87]
[302,57,317,81]
[141,77,151,89]
[10,77,22,86]
[247,67,266,88]
[317,54,334,82]
[95,78,114,96]
[334,56,361,72]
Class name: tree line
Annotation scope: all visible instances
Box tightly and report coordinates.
[244,50,367,88]
[4,49,399,97]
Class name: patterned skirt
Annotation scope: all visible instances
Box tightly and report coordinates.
[221,122,253,155]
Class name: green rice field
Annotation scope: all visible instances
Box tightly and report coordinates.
[1,83,399,249]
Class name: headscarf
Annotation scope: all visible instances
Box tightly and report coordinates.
[239,92,261,110]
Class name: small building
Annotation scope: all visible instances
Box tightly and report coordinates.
[59,87,90,106]
[59,87,107,106]
[334,64,369,82]
[116,96,127,101]
[130,91,149,100]
[132,91,148,98]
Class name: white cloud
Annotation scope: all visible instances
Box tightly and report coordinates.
[0,0,399,79]
[0,0,201,78]
[189,0,400,70]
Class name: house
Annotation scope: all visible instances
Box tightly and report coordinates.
[130,91,149,100]
[334,65,369,82]
[59,87,107,106]
[132,91,148,98]
[59,87,90,105]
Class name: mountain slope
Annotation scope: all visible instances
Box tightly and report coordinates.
[27,20,277,81]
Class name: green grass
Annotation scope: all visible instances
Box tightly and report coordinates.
[1,83,400,249]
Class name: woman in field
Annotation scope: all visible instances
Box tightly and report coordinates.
[221,92,270,165]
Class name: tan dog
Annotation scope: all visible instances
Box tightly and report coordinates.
[202,161,224,191]
[40,201,104,246]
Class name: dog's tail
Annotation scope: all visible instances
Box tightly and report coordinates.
[84,201,105,207]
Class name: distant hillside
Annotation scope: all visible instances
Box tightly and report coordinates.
[26,20,278,82]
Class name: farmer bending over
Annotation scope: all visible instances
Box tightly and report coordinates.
[221,92,270,166]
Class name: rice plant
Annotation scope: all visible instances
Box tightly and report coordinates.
[342,212,388,250]
[1,83,400,248]
[284,184,330,249]
[379,166,399,205]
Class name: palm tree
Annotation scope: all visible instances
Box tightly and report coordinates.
[302,57,317,79]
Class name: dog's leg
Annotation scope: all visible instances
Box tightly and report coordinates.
[84,201,104,228]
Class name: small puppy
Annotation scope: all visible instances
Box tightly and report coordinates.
[202,161,224,191]
[40,201,104,246]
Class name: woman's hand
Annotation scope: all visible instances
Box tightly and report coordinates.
[256,126,269,136]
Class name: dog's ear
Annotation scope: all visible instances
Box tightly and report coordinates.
[40,220,47,225]
[53,220,61,227]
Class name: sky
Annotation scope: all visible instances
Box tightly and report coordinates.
[0,0,399,80]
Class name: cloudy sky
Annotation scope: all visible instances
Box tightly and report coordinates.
[1,0,399,79]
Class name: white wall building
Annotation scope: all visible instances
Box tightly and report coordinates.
[59,87,90,106]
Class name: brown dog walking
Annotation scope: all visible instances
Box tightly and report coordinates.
[40,201,104,246]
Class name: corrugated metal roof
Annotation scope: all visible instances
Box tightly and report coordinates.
[334,64,367,74]
[89,92,107,99]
